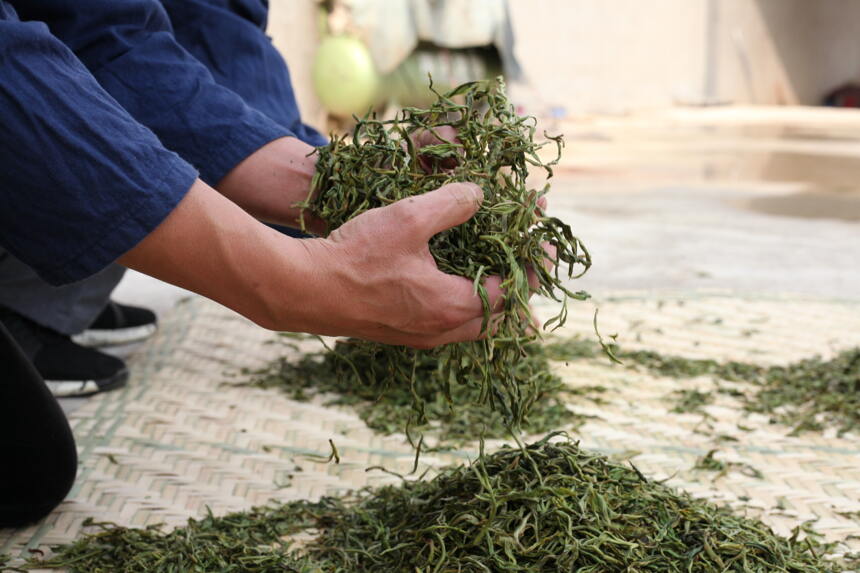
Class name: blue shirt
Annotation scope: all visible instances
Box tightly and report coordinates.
[0,0,323,286]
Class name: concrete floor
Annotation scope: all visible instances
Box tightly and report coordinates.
[556,182,860,300]
[64,106,860,412]
[555,106,860,300]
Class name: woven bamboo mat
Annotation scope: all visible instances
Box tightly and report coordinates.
[2,292,859,569]
[542,292,860,562]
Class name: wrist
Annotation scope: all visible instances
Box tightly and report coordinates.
[217,136,322,231]
[255,233,349,334]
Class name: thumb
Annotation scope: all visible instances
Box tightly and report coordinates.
[398,182,484,243]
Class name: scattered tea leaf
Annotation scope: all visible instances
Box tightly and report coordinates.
[693,449,764,480]
[545,336,860,436]
[243,337,595,447]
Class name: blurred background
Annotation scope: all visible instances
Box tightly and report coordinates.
[128,0,860,304]
[277,0,860,302]
[276,0,860,123]
[119,0,860,314]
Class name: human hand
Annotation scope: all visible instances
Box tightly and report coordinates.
[410,127,550,215]
[297,182,512,348]
[217,136,326,234]
[410,125,462,173]
[121,179,552,349]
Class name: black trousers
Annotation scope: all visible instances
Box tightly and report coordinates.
[0,323,77,527]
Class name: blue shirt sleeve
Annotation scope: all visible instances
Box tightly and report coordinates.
[160,0,328,147]
[10,0,294,185]
[0,13,198,286]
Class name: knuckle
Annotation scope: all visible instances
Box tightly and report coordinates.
[436,307,465,331]
[394,202,422,229]
[397,308,460,336]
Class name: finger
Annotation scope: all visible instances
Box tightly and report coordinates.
[420,311,506,348]
[481,274,505,312]
[521,242,556,293]
[362,308,502,349]
[429,242,555,331]
[435,271,505,323]
[528,189,548,214]
[413,125,459,147]
[527,305,542,334]
[429,125,459,144]
[397,182,484,243]
[541,241,557,272]
[415,126,462,173]
[526,266,540,292]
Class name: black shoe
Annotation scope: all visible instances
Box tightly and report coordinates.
[0,309,128,397]
[72,301,158,348]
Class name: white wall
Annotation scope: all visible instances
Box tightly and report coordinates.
[508,0,708,115]
[719,0,860,105]
[269,0,860,118]
[508,0,860,114]
[268,0,326,130]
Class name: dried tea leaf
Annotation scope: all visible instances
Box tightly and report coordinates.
[299,78,591,432]
[33,436,846,572]
[244,337,594,447]
[546,337,860,436]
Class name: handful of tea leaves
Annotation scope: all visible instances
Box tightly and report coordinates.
[301,78,590,428]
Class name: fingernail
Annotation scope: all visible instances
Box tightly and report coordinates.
[451,183,483,204]
[465,183,484,202]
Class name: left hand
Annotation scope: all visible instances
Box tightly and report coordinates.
[410,125,463,174]
[218,136,326,234]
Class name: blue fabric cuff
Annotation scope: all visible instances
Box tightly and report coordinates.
[43,159,198,285]
[202,112,293,185]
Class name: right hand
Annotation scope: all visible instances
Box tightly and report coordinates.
[121,179,545,350]
[297,182,507,348]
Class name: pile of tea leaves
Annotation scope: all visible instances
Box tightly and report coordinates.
[244,335,604,447]
[545,337,860,435]
[28,434,847,572]
[299,77,591,430]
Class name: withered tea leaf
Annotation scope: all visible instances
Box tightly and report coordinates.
[31,436,846,572]
[300,78,591,430]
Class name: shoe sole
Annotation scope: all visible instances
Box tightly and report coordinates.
[44,367,130,398]
[71,324,157,348]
